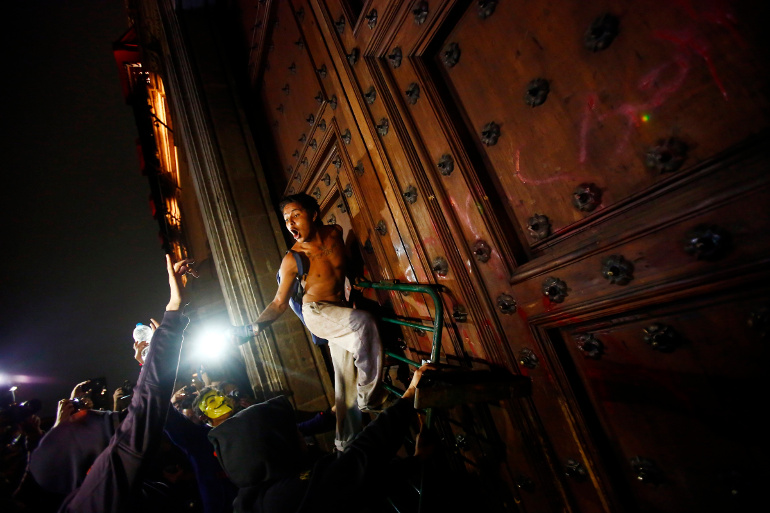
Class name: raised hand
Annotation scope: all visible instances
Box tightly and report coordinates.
[54,399,76,427]
[166,255,197,311]
[70,380,90,400]
[133,340,149,365]
[401,363,438,400]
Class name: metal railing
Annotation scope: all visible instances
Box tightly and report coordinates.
[358,280,444,513]
[358,280,444,367]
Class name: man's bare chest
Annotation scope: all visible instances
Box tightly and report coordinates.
[297,239,345,267]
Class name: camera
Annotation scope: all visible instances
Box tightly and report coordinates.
[70,397,91,412]
[74,377,110,410]
[118,380,135,400]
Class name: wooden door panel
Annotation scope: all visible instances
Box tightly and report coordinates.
[375,24,537,374]
[319,0,629,509]
[556,289,769,512]
[513,148,770,319]
[301,0,495,366]
[433,0,770,247]
[243,1,562,510]
[239,1,770,511]
[260,0,329,182]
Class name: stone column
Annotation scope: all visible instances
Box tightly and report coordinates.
[136,0,332,409]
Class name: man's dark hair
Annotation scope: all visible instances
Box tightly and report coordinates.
[278,193,321,226]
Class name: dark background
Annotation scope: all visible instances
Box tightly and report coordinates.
[0,1,171,419]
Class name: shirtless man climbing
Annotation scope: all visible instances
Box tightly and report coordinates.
[244,193,387,450]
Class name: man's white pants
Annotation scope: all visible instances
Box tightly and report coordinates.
[302,301,385,450]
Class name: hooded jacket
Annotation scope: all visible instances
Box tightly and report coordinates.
[207,396,304,488]
[29,409,121,497]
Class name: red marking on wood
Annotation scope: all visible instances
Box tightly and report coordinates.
[462,194,482,240]
[459,327,480,358]
[672,0,699,20]
[675,0,746,48]
[483,318,505,353]
[580,55,691,162]
[579,94,598,163]
[514,148,576,185]
[637,54,691,107]
[654,29,728,99]
[577,2,745,162]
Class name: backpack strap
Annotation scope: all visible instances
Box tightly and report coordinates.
[279,251,328,346]
[289,250,306,304]
[292,249,305,275]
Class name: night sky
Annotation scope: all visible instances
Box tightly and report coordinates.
[1,1,172,419]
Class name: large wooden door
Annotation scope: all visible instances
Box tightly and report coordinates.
[238,0,770,511]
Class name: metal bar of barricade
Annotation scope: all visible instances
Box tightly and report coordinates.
[358,281,443,364]
[381,317,435,332]
[382,382,403,397]
[358,280,444,513]
[385,351,421,368]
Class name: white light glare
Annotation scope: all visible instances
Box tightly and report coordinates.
[194,327,231,361]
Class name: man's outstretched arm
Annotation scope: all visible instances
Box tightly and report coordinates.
[238,251,298,338]
[58,255,195,513]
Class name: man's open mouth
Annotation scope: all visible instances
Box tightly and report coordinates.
[291,229,299,239]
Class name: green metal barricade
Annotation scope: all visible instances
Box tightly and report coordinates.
[358,280,443,513]
[358,280,443,387]
[357,280,532,513]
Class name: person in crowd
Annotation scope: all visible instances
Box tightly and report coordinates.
[69,378,114,412]
[192,384,334,447]
[0,397,44,510]
[112,381,133,412]
[215,381,256,411]
[15,254,196,513]
[171,383,203,425]
[68,381,95,411]
[235,193,389,451]
[165,385,238,513]
[202,363,435,513]
[131,334,238,512]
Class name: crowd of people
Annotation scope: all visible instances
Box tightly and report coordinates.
[1,194,441,513]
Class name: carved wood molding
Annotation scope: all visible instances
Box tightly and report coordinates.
[511,137,770,284]
[341,5,479,362]
[355,0,401,53]
[283,102,336,195]
[362,57,474,361]
[360,5,524,368]
[528,325,621,511]
[528,261,770,329]
[247,0,275,91]
[511,132,770,278]
[307,3,434,279]
[348,0,374,36]
[303,1,527,370]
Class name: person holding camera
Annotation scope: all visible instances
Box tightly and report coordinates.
[16,255,196,513]
[0,398,44,508]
